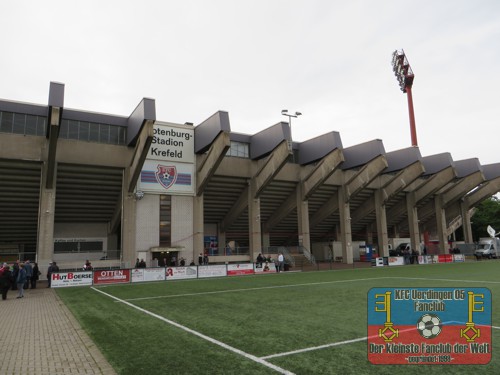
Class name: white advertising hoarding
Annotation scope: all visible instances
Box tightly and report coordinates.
[166,266,198,280]
[131,268,166,283]
[51,272,93,288]
[197,265,227,278]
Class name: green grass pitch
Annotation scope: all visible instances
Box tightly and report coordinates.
[56,262,500,374]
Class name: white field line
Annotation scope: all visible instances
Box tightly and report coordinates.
[91,287,295,375]
[123,277,390,301]
[385,276,500,284]
[261,320,500,360]
[261,336,369,360]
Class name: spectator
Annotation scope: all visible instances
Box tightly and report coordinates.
[16,264,27,298]
[0,263,13,300]
[180,257,185,266]
[11,260,19,290]
[31,262,40,289]
[138,259,146,268]
[83,260,93,270]
[47,262,53,288]
[135,258,140,268]
[198,253,203,265]
[203,253,209,265]
[278,253,284,272]
[47,262,60,287]
[411,249,419,264]
[256,253,264,267]
[24,260,33,289]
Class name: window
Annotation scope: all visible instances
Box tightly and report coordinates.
[0,111,13,133]
[159,195,171,247]
[0,111,47,136]
[227,141,249,158]
[59,119,127,145]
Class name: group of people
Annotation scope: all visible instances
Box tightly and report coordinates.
[198,253,209,265]
[0,260,41,300]
[402,249,420,265]
[256,252,286,272]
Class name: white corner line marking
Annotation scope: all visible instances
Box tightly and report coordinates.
[91,287,295,375]
[261,336,368,360]
[124,277,389,301]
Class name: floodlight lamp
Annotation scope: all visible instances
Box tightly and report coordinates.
[281,109,288,115]
[134,190,145,200]
[295,112,302,116]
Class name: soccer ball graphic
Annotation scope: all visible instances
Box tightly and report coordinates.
[416,314,442,339]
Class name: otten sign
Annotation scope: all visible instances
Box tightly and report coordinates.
[93,269,131,285]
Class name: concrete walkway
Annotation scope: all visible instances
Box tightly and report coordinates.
[0,283,117,375]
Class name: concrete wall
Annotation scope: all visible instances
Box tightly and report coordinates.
[172,195,194,263]
[135,194,160,252]
[54,222,108,239]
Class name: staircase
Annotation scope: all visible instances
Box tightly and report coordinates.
[446,208,476,237]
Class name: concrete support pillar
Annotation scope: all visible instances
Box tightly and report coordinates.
[434,196,448,254]
[262,232,270,253]
[406,192,421,253]
[37,162,56,277]
[460,201,473,244]
[338,187,353,264]
[193,194,204,260]
[296,186,311,251]
[218,230,226,255]
[366,223,373,246]
[248,188,261,262]
[121,176,137,269]
[374,191,389,256]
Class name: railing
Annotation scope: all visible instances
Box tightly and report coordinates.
[207,247,250,256]
[299,245,316,265]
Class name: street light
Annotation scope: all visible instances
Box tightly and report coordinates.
[281,109,302,162]
[281,109,302,140]
[391,49,417,147]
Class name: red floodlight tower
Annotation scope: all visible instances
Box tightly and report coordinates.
[392,49,417,147]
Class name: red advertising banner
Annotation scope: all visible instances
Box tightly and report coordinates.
[227,263,254,276]
[93,269,131,285]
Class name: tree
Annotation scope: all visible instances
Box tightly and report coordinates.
[471,196,500,241]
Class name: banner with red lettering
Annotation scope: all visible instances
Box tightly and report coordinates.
[93,269,131,284]
[227,263,254,276]
[51,272,93,288]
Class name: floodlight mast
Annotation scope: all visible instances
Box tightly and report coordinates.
[392,49,418,147]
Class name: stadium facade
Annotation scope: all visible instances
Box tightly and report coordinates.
[1,82,500,274]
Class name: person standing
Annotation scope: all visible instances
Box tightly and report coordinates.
[0,263,13,300]
[24,260,33,289]
[11,260,19,290]
[278,253,284,272]
[46,262,53,287]
[31,262,40,289]
[16,264,27,298]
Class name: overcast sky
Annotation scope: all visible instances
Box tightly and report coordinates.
[1,1,499,165]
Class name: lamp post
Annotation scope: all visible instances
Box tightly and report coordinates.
[392,50,417,147]
[281,109,302,140]
[281,110,302,162]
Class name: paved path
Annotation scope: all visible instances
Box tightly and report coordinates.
[0,283,117,375]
